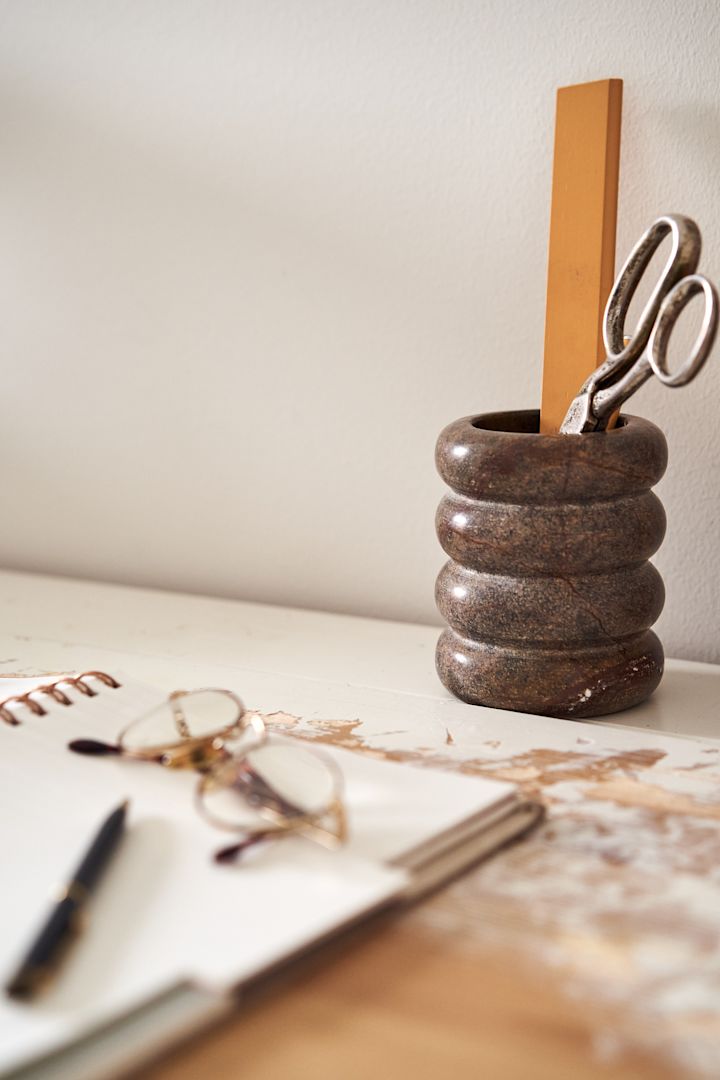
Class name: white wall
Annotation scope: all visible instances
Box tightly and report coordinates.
[1,0,719,661]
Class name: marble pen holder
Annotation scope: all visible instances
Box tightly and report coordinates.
[435,410,667,719]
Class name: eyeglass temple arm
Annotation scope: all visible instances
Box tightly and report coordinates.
[68,738,167,765]
[214,833,272,864]
[213,799,347,865]
[68,738,122,756]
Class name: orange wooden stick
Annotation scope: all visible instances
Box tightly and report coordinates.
[540,79,623,434]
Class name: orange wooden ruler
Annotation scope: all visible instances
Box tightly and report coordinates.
[540,79,623,433]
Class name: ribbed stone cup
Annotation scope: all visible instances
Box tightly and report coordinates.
[435,410,667,719]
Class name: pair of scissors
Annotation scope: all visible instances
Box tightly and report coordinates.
[560,214,719,434]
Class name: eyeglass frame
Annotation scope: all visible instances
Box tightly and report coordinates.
[69,687,347,861]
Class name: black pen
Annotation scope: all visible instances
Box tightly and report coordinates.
[5,799,129,1001]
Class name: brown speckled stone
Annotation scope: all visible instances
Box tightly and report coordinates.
[435,410,668,719]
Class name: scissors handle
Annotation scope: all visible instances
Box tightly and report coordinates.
[602,214,701,380]
[592,273,719,423]
[649,274,719,386]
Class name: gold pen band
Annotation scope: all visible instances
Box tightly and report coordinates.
[54,881,90,906]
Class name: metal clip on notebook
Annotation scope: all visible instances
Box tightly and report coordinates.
[560,214,719,434]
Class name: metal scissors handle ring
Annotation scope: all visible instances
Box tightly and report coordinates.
[647,273,719,387]
[603,214,701,368]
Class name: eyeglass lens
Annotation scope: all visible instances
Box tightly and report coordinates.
[119,689,243,752]
[199,741,340,831]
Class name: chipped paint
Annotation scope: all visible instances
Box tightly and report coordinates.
[583,777,720,819]
[256,706,720,1076]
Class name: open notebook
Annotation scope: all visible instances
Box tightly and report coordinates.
[0,673,541,1080]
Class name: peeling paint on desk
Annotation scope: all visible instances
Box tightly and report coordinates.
[257,707,720,1077]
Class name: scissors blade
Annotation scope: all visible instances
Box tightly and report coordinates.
[558,390,597,434]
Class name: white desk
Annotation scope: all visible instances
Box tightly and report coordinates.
[2,569,719,1079]
[1,568,718,739]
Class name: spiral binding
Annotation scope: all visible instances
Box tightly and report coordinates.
[0,671,121,727]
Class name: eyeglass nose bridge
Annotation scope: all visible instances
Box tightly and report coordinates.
[156,710,267,770]
[159,735,229,771]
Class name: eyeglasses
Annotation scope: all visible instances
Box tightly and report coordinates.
[68,688,346,863]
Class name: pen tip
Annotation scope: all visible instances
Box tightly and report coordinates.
[120,799,130,813]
